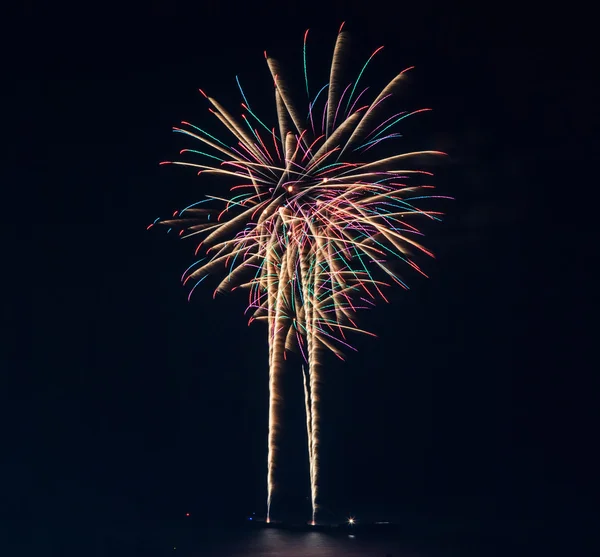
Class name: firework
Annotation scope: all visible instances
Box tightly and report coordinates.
[151,24,450,524]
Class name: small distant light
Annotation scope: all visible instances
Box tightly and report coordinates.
[185,513,190,517]
[348,517,355,525]
[249,517,253,521]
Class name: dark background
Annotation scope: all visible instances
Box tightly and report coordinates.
[3,2,598,552]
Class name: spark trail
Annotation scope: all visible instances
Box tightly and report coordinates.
[151,25,450,524]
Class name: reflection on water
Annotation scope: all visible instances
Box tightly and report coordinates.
[218,528,433,557]
[78,518,512,556]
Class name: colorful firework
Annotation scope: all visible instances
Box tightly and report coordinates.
[150,24,450,524]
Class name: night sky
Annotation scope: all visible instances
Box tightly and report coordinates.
[4,3,598,548]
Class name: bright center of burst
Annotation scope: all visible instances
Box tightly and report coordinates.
[287,185,293,192]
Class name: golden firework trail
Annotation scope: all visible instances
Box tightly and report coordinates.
[150,24,450,524]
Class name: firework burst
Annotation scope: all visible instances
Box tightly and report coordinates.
[150,23,450,524]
